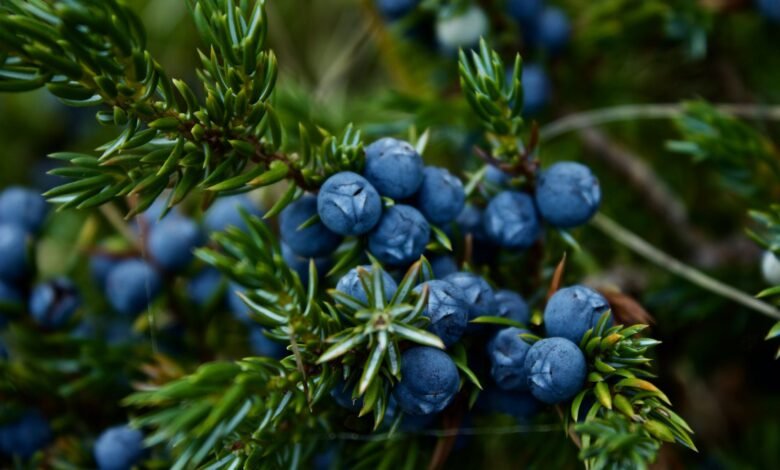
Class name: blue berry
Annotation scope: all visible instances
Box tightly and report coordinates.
[148,216,204,272]
[364,138,424,199]
[435,6,489,52]
[89,254,119,292]
[0,223,31,282]
[484,191,541,249]
[758,0,780,22]
[105,260,162,316]
[280,195,343,258]
[544,285,612,343]
[93,425,145,470]
[249,327,287,358]
[317,172,382,236]
[456,204,488,242]
[495,290,530,325]
[415,167,465,225]
[488,327,532,391]
[507,0,544,24]
[393,347,459,416]
[524,337,586,404]
[0,410,51,458]
[521,64,550,115]
[443,272,496,321]
[535,162,601,228]
[485,165,510,187]
[203,194,263,233]
[368,205,430,266]
[336,265,398,304]
[281,243,332,287]
[29,277,80,329]
[186,268,224,308]
[429,255,458,279]
[534,7,571,53]
[0,186,48,233]
[414,280,469,347]
[375,0,420,20]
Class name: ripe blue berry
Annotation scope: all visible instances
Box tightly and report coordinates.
[488,327,532,391]
[443,272,496,321]
[758,0,780,22]
[364,138,424,199]
[534,7,571,54]
[414,280,469,347]
[485,165,510,187]
[521,64,550,115]
[203,194,263,233]
[415,167,465,225]
[93,425,145,470]
[524,337,587,404]
[535,162,601,228]
[249,327,287,358]
[336,265,398,304]
[0,186,48,233]
[495,290,530,325]
[317,171,382,236]
[148,216,204,272]
[105,260,162,316]
[393,347,460,416]
[0,223,31,282]
[507,0,543,24]
[435,5,489,52]
[29,277,80,329]
[375,0,420,20]
[484,191,541,249]
[368,205,430,266]
[186,268,224,308]
[281,243,332,287]
[544,285,612,343]
[429,255,458,279]
[89,253,119,292]
[280,195,342,258]
[0,410,51,458]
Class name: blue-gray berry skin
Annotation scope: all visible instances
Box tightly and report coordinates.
[524,337,587,404]
[414,280,469,347]
[105,260,162,316]
[317,171,382,236]
[148,216,204,272]
[521,64,550,115]
[429,255,458,279]
[488,327,532,391]
[249,327,287,358]
[544,285,612,343]
[485,165,510,187]
[279,195,343,258]
[363,138,424,199]
[0,223,30,281]
[484,191,541,250]
[336,265,398,304]
[93,425,145,470]
[534,7,571,54]
[393,347,460,416]
[368,205,430,266]
[0,186,48,234]
[535,162,601,228]
[376,0,420,20]
[281,243,332,287]
[186,268,224,308]
[456,204,488,242]
[204,194,263,233]
[507,0,543,24]
[415,166,466,225]
[0,410,51,458]
[443,272,496,321]
[495,290,530,325]
[89,254,119,292]
[29,277,80,329]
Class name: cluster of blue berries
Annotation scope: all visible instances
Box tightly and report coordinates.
[282,137,464,269]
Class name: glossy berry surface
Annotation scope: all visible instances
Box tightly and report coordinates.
[0,223,30,281]
[521,64,550,115]
[414,280,469,347]
[415,166,465,225]
[393,346,460,416]
[535,161,601,228]
[363,138,424,199]
[203,194,263,233]
[0,186,48,233]
[488,327,532,391]
[524,337,587,404]
[279,195,342,258]
[484,191,541,249]
[93,424,145,470]
[494,289,530,325]
[368,205,430,266]
[317,171,382,236]
[148,216,204,272]
[544,285,612,343]
[0,410,51,458]
[443,271,496,321]
[29,277,80,329]
[336,265,398,304]
[105,260,162,316]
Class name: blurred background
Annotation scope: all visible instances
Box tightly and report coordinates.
[1,0,780,468]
